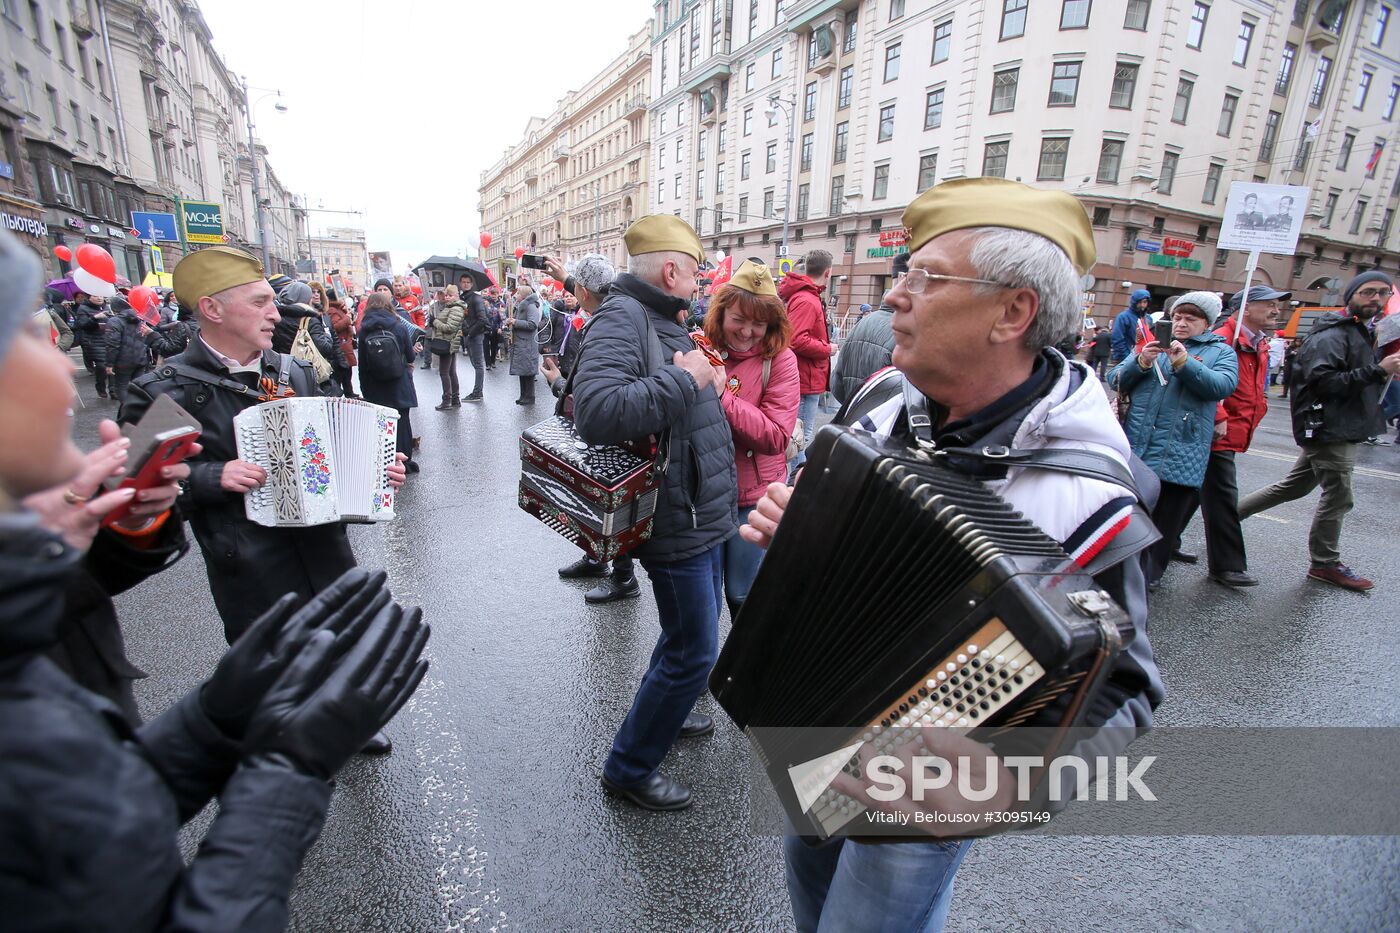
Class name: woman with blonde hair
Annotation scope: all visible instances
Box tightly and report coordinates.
[701,259,799,619]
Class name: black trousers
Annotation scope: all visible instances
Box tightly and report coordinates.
[395,407,413,460]
[1198,450,1248,573]
[1144,481,1200,585]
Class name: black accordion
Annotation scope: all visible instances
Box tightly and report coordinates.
[710,426,1135,839]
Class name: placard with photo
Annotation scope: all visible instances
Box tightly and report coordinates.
[1217,183,1310,254]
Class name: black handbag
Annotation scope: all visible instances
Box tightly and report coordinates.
[427,337,451,356]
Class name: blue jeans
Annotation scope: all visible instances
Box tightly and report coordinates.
[721,527,765,613]
[784,835,973,933]
[603,545,723,787]
[789,393,821,477]
[466,333,485,396]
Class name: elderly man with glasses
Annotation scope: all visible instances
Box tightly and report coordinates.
[743,178,1163,933]
[1238,270,1400,591]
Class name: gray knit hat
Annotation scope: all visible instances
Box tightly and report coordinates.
[572,254,616,295]
[278,281,314,305]
[0,228,43,365]
[1172,290,1223,327]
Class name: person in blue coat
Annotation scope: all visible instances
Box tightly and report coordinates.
[1110,288,1152,364]
[358,290,423,473]
[1109,290,1238,588]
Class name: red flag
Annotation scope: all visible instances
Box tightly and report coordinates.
[1366,141,1385,174]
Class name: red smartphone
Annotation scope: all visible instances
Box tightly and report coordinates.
[101,428,200,528]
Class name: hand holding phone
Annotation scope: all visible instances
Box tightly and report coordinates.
[101,395,202,528]
[1152,319,1174,348]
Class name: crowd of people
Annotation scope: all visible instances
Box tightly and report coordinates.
[3,167,1398,932]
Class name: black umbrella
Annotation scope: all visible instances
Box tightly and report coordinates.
[412,256,494,290]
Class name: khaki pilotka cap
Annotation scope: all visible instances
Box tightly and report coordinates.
[623,214,705,264]
[727,259,779,298]
[900,177,1097,276]
[173,246,266,309]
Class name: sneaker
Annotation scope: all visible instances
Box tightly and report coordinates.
[463,392,483,401]
[585,575,641,604]
[1307,564,1374,592]
[558,555,609,579]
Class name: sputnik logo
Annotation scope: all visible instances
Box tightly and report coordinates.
[788,741,865,814]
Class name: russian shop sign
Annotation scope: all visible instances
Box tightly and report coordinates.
[1148,253,1202,272]
[867,245,910,258]
[1,210,47,239]
[179,200,225,244]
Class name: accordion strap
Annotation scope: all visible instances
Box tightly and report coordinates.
[936,445,1145,505]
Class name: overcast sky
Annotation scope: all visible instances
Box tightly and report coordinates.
[200,0,653,273]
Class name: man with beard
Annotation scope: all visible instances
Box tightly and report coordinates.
[1238,271,1400,591]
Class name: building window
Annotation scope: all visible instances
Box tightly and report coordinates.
[1110,63,1138,108]
[1097,138,1123,183]
[46,85,61,131]
[658,179,665,202]
[800,132,813,170]
[924,89,944,129]
[1218,93,1238,136]
[763,189,775,217]
[1048,62,1081,106]
[889,0,905,20]
[696,169,705,198]
[745,63,755,91]
[1355,71,1373,110]
[676,139,683,159]
[739,195,749,222]
[1124,0,1150,29]
[15,66,33,114]
[804,82,817,120]
[1187,1,1208,49]
[1350,199,1368,235]
[1387,84,1400,120]
[1001,0,1028,39]
[872,163,890,199]
[697,129,707,162]
[54,21,68,66]
[1321,191,1338,228]
[991,68,1019,113]
[743,107,753,135]
[1260,110,1281,159]
[917,152,938,192]
[1310,57,1332,107]
[718,122,728,152]
[878,103,895,141]
[931,20,952,62]
[1156,152,1179,194]
[1233,20,1253,65]
[1375,5,1391,44]
[772,47,783,79]
[766,141,777,173]
[1038,137,1069,180]
[776,0,785,23]
[70,103,83,143]
[1172,78,1193,123]
[834,121,849,162]
[830,175,844,215]
[844,8,858,52]
[1093,206,1111,226]
[1339,132,1356,170]
[749,0,759,39]
[884,43,901,82]
[796,183,810,220]
[741,151,752,178]
[1201,161,1223,203]
[1060,0,1091,29]
[983,140,1010,177]
[1367,140,1383,178]
[1276,43,1296,96]
[675,173,682,197]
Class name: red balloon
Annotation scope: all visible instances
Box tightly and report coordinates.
[479,232,493,249]
[409,281,422,295]
[54,245,72,262]
[72,243,118,297]
[127,285,160,325]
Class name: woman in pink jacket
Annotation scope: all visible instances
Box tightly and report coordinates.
[702,259,800,619]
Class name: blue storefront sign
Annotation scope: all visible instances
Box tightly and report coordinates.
[1135,239,1162,253]
[131,210,180,242]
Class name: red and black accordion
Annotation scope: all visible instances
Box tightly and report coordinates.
[710,425,1135,839]
[518,415,663,562]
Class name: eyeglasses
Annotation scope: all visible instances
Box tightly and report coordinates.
[897,268,1009,295]
[1355,287,1393,299]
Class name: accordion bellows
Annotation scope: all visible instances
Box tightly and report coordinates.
[518,415,662,562]
[234,397,399,527]
[711,426,1133,838]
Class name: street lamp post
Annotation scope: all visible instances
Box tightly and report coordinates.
[241,78,286,270]
[765,95,798,262]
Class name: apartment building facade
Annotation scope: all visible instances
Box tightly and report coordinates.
[479,26,652,281]
[649,0,1400,317]
[307,225,369,295]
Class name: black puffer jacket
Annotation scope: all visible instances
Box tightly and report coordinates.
[0,513,331,930]
[104,303,152,370]
[571,273,737,562]
[1289,312,1390,445]
[72,299,109,359]
[830,303,896,404]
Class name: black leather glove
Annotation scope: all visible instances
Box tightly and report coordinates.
[242,601,430,781]
[200,567,390,740]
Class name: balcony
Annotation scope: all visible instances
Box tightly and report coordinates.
[624,95,648,115]
[553,141,570,164]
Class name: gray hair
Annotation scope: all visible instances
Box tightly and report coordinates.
[572,254,616,295]
[627,250,694,287]
[965,227,1081,351]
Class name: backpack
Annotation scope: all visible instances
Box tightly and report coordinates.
[760,357,806,460]
[291,316,334,383]
[360,326,405,381]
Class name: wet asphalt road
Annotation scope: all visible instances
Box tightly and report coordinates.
[74,357,1399,932]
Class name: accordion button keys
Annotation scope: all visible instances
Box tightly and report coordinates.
[937,671,947,681]
[927,679,938,689]
[967,644,978,654]
[957,717,970,727]
[945,663,956,673]
[956,654,968,664]
[995,655,1006,665]
[898,716,911,728]
[1009,660,1021,670]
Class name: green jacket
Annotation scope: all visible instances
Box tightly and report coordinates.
[429,301,465,353]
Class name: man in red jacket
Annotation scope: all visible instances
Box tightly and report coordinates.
[1187,284,1288,587]
[778,248,833,476]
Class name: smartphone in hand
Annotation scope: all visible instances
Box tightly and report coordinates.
[1152,319,1174,347]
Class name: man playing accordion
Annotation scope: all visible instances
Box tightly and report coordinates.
[741,179,1165,932]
